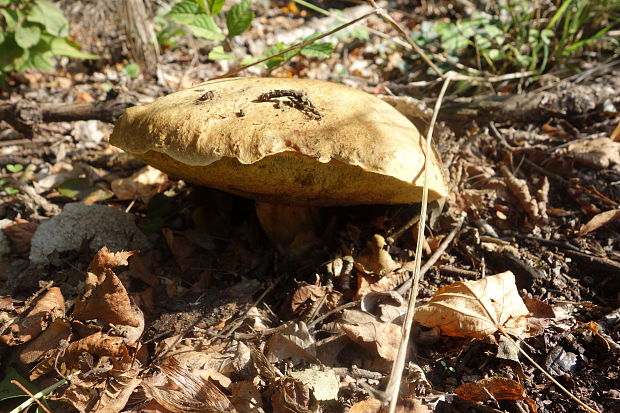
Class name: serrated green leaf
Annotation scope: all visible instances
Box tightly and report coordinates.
[50,37,98,59]
[6,164,24,173]
[207,0,226,15]
[186,14,225,40]
[15,23,41,49]
[166,0,201,25]
[300,42,333,57]
[27,0,69,37]
[226,1,254,37]
[208,45,237,60]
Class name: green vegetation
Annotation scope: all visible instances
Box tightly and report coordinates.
[413,0,619,74]
[0,0,98,85]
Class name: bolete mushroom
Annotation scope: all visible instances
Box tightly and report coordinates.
[109,77,448,254]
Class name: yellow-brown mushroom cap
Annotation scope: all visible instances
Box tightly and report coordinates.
[109,77,448,206]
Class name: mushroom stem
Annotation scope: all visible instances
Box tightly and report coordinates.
[255,202,322,258]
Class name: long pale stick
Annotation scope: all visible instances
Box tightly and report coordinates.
[385,74,453,413]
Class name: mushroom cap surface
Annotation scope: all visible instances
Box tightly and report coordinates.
[110,77,448,206]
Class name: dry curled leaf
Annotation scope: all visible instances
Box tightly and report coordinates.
[355,234,399,276]
[414,271,530,339]
[500,166,542,224]
[456,376,537,412]
[73,268,140,327]
[578,209,620,236]
[88,246,136,276]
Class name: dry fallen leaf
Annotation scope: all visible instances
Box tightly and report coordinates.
[73,268,140,327]
[88,246,136,276]
[349,398,383,413]
[567,137,620,169]
[110,165,168,203]
[31,332,126,379]
[231,380,264,413]
[266,322,318,364]
[414,271,530,339]
[290,369,340,401]
[0,287,65,345]
[456,376,537,412]
[19,318,71,364]
[578,209,620,236]
[272,376,316,413]
[340,321,401,361]
[355,234,399,276]
[291,283,326,315]
[500,166,542,224]
[2,219,38,257]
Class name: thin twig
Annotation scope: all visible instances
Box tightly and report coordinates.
[501,331,600,413]
[366,0,443,78]
[222,276,282,338]
[396,211,466,296]
[209,10,380,80]
[307,301,358,329]
[386,74,453,413]
[10,381,52,413]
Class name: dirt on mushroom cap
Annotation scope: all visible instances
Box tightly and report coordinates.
[110,77,447,206]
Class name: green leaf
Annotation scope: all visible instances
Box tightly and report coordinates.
[0,367,40,402]
[0,34,24,71]
[58,178,92,199]
[123,62,140,78]
[166,1,201,25]
[435,22,469,51]
[208,45,237,60]
[49,37,99,59]
[4,187,19,195]
[483,24,504,43]
[1,8,19,31]
[6,164,24,173]
[350,26,369,41]
[22,53,54,71]
[27,0,69,37]
[300,42,333,57]
[207,0,226,15]
[15,23,41,49]
[474,34,492,50]
[226,0,254,37]
[186,14,225,40]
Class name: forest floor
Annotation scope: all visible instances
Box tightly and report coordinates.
[0,1,619,413]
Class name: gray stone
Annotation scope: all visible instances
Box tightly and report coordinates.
[29,203,150,264]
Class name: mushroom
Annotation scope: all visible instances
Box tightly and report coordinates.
[109,77,448,255]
